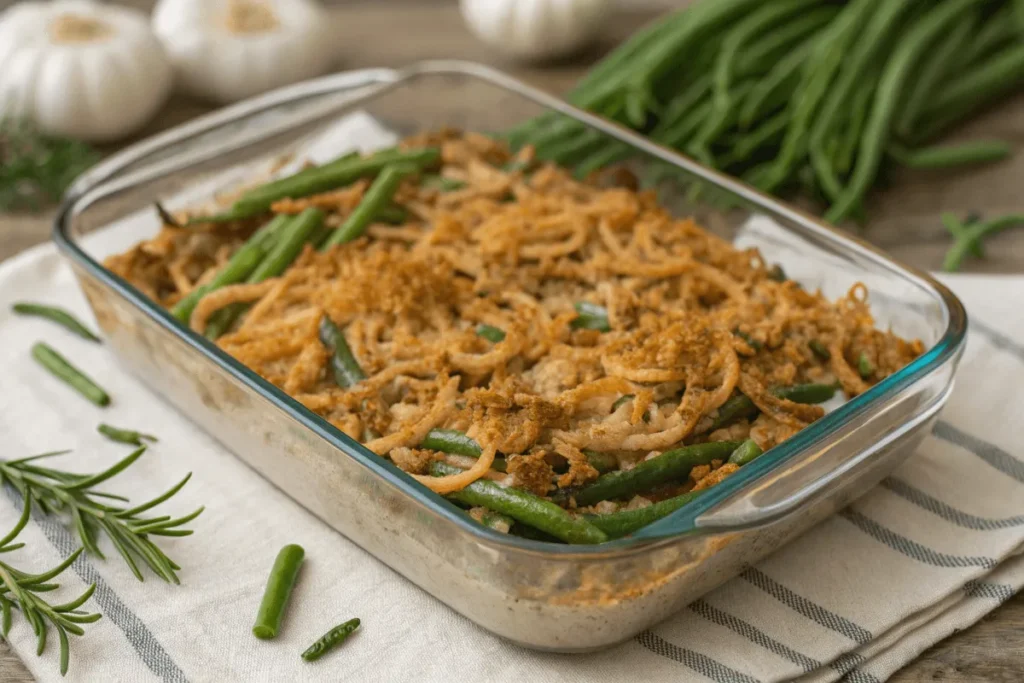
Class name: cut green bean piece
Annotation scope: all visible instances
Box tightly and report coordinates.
[809,340,831,361]
[421,429,482,457]
[586,489,706,539]
[573,441,742,506]
[171,214,290,322]
[728,439,763,466]
[98,424,157,446]
[476,324,506,343]
[431,462,607,544]
[12,303,101,343]
[253,544,305,640]
[319,317,366,388]
[857,352,874,379]
[734,330,763,351]
[570,302,611,332]
[323,165,415,248]
[31,343,110,407]
[301,618,360,662]
[706,394,760,433]
[611,395,634,412]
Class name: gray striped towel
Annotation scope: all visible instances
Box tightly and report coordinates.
[0,115,1021,682]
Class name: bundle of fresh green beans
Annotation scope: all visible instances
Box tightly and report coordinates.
[508,0,1024,226]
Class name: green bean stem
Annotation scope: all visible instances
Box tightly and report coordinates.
[322,165,416,248]
[11,303,101,343]
[301,618,360,662]
[319,317,366,388]
[253,544,305,640]
[97,424,157,446]
[586,489,705,539]
[573,441,741,506]
[430,462,607,544]
[31,343,110,407]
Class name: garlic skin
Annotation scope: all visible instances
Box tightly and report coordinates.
[0,1,172,142]
[460,0,611,62]
[152,0,335,105]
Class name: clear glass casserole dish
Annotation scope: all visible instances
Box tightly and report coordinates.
[53,61,967,652]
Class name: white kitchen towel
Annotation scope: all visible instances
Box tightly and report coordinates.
[0,113,1022,681]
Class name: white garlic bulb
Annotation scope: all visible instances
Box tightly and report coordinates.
[460,0,611,62]
[0,1,173,142]
[152,0,334,104]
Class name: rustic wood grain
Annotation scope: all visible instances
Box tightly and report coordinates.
[1,2,1022,682]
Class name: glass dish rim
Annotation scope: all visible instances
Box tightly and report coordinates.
[51,60,968,556]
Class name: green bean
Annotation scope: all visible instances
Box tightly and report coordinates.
[172,214,290,323]
[570,302,611,332]
[98,424,157,446]
[738,39,815,130]
[649,77,711,139]
[705,382,838,433]
[423,175,466,192]
[889,140,1011,169]
[11,303,101,343]
[204,209,323,339]
[586,489,705,539]
[720,111,789,168]
[895,16,976,140]
[826,0,981,224]
[917,40,1024,142]
[943,214,1024,272]
[834,79,875,175]
[479,510,514,533]
[301,618,360,662]
[31,342,110,407]
[535,130,604,166]
[940,212,984,260]
[236,148,437,219]
[728,439,763,466]
[963,6,1016,69]
[421,429,482,458]
[758,0,872,190]
[319,317,366,388]
[809,339,831,361]
[430,462,607,544]
[573,441,741,506]
[808,0,915,202]
[476,324,506,343]
[581,450,619,475]
[857,352,874,379]
[734,6,839,76]
[322,165,414,248]
[375,204,408,225]
[572,143,632,181]
[611,395,634,412]
[253,544,305,639]
[734,330,763,352]
[712,0,818,128]
[766,264,787,283]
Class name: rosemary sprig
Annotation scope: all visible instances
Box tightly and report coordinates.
[0,447,203,584]
[0,493,101,676]
[0,119,99,212]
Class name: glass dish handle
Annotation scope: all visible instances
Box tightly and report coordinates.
[64,67,401,204]
[630,387,948,539]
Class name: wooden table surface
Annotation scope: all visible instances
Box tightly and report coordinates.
[1,2,1021,681]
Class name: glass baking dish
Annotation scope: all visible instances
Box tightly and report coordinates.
[53,61,967,652]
